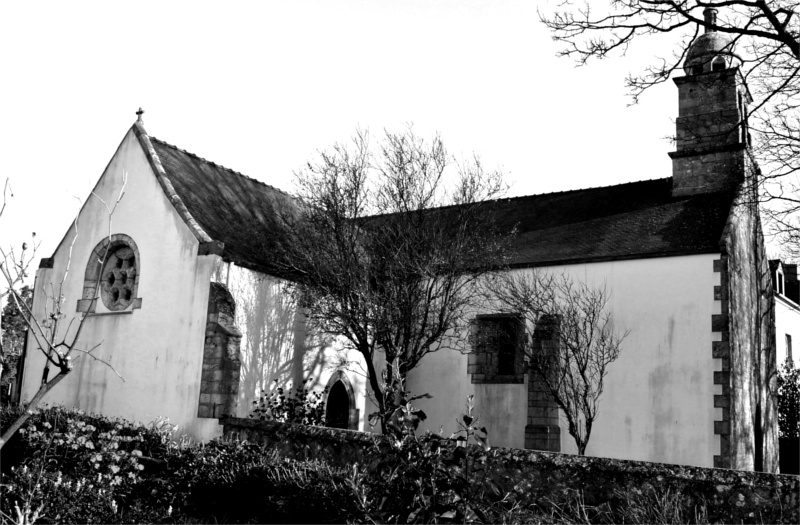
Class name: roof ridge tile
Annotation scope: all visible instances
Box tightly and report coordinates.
[501,177,671,203]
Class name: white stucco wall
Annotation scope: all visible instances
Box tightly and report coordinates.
[212,263,368,429]
[776,295,800,366]
[20,128,222,440]
[407,254,721,467]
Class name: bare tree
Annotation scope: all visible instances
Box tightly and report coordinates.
[489,271,629,455]
[279,128,510,432]
[0,176,127,449]
[539,1,800,255]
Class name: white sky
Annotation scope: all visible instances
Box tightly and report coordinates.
[1,0,699,264]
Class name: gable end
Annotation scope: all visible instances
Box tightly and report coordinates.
[132,123,215,246]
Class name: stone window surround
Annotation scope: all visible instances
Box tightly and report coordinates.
[198,281,242,419]
[77,234,142,314]
[324,370,359,431]
[468,313,526,384]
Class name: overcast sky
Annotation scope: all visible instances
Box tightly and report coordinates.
[2,0,704,264]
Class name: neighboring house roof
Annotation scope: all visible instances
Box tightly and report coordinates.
[770,259,800,305]
[137,125,735,275]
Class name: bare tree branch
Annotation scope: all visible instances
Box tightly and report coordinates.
[279,127,511,432]
[0,172,128,449]
[540,1,800,257]
[487,270,628,454]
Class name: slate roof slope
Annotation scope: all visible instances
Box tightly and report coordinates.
[493,178,734,267]
[150,137,299,275]
[145,132,733,275]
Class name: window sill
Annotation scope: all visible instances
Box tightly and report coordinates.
[87,310,134,317]
[77,297,142,314]
[470,374,525,385]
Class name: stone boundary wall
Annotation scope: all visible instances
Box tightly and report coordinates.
[221,417,799,524]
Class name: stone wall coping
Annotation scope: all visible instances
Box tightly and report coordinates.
[220,416,798,485]
[221,416,381,446]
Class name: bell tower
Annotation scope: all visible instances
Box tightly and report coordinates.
[669,7,751,197]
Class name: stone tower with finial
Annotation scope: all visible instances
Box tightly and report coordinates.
[669,6,753,197]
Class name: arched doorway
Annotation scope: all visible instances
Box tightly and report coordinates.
[326,381,350,429]
[324,371,358,430]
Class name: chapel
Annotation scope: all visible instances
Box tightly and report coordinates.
[17,8,778,471]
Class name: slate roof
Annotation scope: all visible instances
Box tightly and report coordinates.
[492,179,734,267]
[149,137,299,276]
[143,130,735,275]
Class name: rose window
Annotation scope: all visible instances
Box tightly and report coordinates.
[100,246,137,311]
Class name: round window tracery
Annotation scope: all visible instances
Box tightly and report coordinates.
[100,246,137,311]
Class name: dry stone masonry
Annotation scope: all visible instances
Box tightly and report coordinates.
[222,417,799,524]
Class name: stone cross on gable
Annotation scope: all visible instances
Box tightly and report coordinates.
[136,107,144,123]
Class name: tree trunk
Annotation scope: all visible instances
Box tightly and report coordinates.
[362,346,388,434]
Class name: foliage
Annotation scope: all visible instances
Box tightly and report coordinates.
[487,271,628,455]
[1,285,32,358]
[0,406,357,524]
[352,394,497,524]
[1,406,177,524]
[1,404,793,524]
[280,127,511,431]
[167,440,357,524]
[249,378,327,426]
[366,360,431,432]
[0,179,38,406]
[0,285,32,403]
[777,359,800,438]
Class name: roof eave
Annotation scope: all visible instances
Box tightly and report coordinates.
[507,248,723,270]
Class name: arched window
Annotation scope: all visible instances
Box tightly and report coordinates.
[77,234,142,314]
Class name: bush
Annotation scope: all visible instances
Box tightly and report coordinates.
[0,406,357,524]
[1,406,176,524]
[250,379,327,426]
[2,404,791,524]
[778,360,800,439]
[170,441,356,523]
[350,394,498,523]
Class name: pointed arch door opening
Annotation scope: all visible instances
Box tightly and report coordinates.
[326,381,350,429]
[324,371,359,430]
